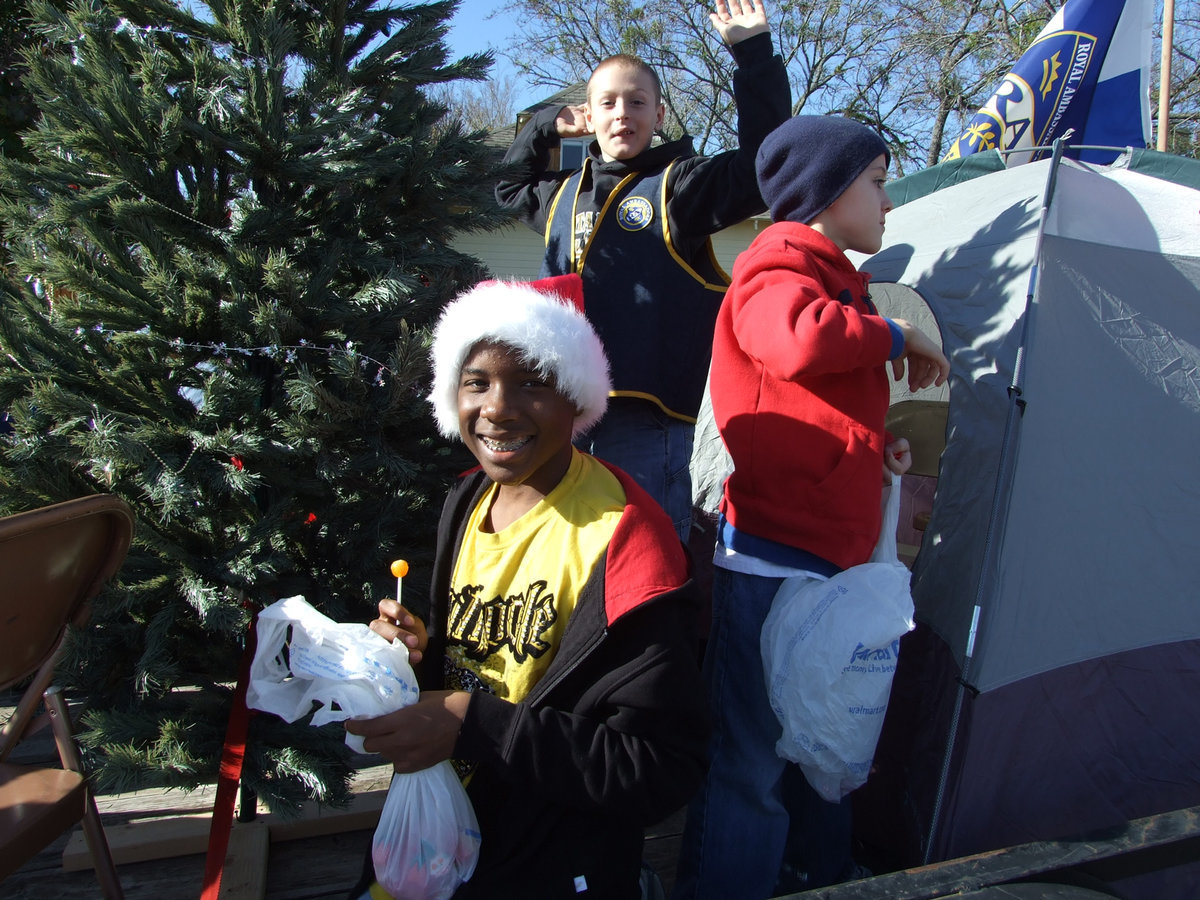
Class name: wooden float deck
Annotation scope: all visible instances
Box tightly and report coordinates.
[2,698,688,899]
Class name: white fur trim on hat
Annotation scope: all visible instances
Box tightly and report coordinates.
[428,279,611,440]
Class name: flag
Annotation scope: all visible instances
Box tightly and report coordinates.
[943,0,1153,165]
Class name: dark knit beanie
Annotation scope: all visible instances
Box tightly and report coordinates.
[756,115,891,225]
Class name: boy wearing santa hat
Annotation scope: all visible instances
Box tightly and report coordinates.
[347,274,708,899]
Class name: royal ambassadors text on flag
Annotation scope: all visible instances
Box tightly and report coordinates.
[943,0,1153,165]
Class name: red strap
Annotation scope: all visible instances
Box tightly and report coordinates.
[200,619,258,900]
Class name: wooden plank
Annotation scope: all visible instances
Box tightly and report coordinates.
[63,787,389,871]
[778,805,1200,900]
[263,828,375,899]
[64,813,216,871]
[266,787,387,842]
[217,822,270,900]
[95,781,217,817]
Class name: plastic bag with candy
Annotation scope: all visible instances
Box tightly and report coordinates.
[247,595,481,897]
[760,479,914,801]
[372,760,482,900]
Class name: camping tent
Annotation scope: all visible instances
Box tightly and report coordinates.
[851,147,1200,898]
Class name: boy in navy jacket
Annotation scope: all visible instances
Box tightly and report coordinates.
[495,0,791,539]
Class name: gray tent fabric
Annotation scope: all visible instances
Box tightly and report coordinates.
[851,151,1200,898]
[863,156,1200,692]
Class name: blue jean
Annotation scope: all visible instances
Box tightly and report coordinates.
[672,567,852,899]
[576,400,694,542]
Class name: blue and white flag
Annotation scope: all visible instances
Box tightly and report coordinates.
[943,0,1153,165]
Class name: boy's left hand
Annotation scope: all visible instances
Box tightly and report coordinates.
[556,104,591,139]
[344,690,470,773]
[885,438,912,479]
[710,0,769,45]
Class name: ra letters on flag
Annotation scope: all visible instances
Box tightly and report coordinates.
[943,0,1153,165]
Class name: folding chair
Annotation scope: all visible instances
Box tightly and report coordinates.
[0,494,134,898]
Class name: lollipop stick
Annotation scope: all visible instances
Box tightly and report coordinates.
[389,559,408,608]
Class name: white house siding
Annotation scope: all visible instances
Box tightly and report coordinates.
[710,217,767,276]
[451,223,546,279]
[450,216,769,282]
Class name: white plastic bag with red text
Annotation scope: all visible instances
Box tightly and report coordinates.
[372,760,481,900]
[760,479,914,802]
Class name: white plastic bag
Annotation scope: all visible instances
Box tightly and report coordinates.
[246,595,419,751]
[373,760,482,900]
[247,596,482,898]
[760,479,915,802]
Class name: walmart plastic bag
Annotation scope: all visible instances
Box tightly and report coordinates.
[760,480,914,802]
[373,761,482,900]
[247,596,481,898]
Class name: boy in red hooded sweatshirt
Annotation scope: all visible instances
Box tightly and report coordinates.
[673,116,949,899]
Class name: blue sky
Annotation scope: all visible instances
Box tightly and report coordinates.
[443,0,518,57]
[443,0,544,108]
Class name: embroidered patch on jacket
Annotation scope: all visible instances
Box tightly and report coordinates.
[616,196,654,231]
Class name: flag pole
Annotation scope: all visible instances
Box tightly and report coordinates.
[1157,0,1175,150]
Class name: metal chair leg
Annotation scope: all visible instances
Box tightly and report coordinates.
[45,686,124,900]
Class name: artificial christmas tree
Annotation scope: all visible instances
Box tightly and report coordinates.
[0,0,503,814]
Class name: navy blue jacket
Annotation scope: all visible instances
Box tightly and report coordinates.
[495,34,791,420]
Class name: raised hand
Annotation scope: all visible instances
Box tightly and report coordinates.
[710,0,770,45]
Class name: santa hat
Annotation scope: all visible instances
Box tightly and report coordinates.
[428,274,611,439]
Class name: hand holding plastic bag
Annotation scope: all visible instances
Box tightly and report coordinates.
[246,596,480,897]
[760,480,915,802]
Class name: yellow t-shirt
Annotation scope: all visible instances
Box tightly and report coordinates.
[444,449,624,704]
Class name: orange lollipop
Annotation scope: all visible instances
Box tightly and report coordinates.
[390,559,408,606]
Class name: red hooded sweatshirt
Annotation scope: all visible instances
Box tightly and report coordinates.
[710,221,898,571]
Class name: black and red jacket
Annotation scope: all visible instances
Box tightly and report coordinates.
[356,459,709,899]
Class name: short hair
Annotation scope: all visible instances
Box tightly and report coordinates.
[588,55,662,104]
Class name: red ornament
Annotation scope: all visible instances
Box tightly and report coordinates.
[305,512,317,524]
[230,455,244,471]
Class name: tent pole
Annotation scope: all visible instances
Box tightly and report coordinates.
[1157,0,1175,150]
[923,141,1069,865]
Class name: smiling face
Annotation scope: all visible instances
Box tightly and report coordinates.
[585,60,665,162]
[809,154,894,255]
[457,341,579,505]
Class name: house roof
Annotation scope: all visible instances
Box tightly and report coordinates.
[519,82,588,120]
[484,82,588,147]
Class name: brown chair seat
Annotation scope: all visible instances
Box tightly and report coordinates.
[0,763,88,879]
